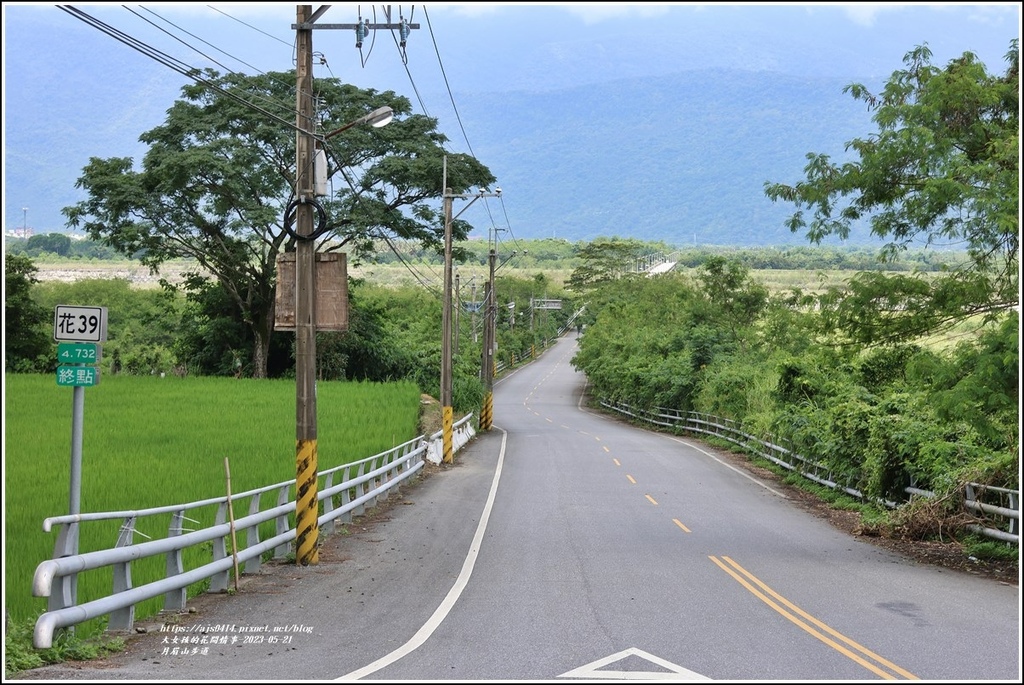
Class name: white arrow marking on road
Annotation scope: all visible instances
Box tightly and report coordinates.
[558,647,711,681]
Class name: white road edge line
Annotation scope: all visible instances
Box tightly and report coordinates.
[663,434,789,498]
[577,376,786,499]
[336,428,508,681]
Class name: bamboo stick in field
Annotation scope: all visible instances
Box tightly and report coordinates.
[224,457,240,593]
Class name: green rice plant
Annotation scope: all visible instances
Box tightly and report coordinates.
[3,373,422,636]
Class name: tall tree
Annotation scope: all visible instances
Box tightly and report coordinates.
[764,41,1018,345]
[567,237,650,292]
[63,69,495,377]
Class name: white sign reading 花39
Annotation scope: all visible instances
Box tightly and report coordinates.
[53,305,108,342]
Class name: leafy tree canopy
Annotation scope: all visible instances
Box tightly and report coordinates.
[765,41,1019,345]
[567,236,666,291]
[25,233,72,257]
[63,69,496,377]
[4,255,52,372]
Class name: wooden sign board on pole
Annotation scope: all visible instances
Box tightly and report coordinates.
[274,252,348,332]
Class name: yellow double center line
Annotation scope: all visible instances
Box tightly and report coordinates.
[710,556,918,680]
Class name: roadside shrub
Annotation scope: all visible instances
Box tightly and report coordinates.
[695,352,776,431]
[863,392,991,499]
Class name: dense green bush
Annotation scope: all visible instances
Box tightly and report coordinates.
[571,257,1018,503]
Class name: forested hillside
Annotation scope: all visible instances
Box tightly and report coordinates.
[437,69,876,245]
[13,67,874,247]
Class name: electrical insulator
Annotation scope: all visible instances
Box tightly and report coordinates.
[399,20,410,48]
[355,20,369,48]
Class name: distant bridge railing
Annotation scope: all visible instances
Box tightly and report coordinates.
[599,400,1019,547]
[31,414,477,649]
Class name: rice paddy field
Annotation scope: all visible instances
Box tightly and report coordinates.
[3,373,423,635]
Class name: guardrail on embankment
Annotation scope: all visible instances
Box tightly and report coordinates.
[599,400,1019,547]
[31,414,477,649]
[492,312,584,377]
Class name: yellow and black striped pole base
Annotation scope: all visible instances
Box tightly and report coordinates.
[442,405,453,464]
[480,392,493,431]
[295,439,319,565]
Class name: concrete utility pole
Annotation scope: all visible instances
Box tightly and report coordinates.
[441,187,455,463]
[471,280,479,344]
[454,272,461,356]
[290,4,415,566]
[441,159,500,457]
[479,248,497,431]
[294,4,319,566]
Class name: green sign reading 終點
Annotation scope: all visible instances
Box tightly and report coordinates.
[56,365,100,387]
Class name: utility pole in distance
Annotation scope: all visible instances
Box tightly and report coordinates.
[479,247,497,431]
[441,159,500,460]
[454,271,461,356]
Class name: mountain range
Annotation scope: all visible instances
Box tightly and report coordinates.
[5,62,877,248]
[5,4,1017,250]
[452,69,876,246]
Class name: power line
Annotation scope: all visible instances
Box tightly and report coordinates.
[127,6,237,76]
[66,4,514,286]
[373,233,443,296]
[422,5,475,158]
[138,6,277,81]
[134,6,302,124]
[205,4,294,49]
[59,6,298,134]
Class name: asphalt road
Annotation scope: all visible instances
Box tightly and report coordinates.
[16,335,1021,682]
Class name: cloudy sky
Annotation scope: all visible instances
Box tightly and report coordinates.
[3,2,1020,235]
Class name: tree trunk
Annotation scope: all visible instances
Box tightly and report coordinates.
[251,313,274,379]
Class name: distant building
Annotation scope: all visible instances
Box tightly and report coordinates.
[7,227,34,239]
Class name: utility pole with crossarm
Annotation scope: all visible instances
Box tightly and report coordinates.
[291,5,418,566]
[441,158,501,462]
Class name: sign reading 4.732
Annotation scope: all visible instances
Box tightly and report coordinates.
[53,305,108,343]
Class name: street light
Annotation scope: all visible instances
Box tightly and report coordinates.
[293,7,393,566]
[323,106,394,140]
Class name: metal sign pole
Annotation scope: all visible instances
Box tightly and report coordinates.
[69,385,84,518]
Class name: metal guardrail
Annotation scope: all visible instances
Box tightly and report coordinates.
[600,400,1019,547]
[491,307,585,376]
[31,415,477,649]
[494,339,551,377]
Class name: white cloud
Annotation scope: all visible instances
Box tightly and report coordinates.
[835,2,1020,28]
[962,3,1023,27]
[837,3,905,27]
[402,2,674,23]
[559,3,674,24]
